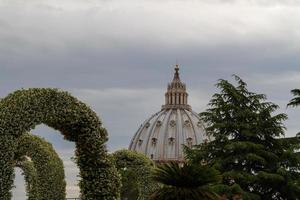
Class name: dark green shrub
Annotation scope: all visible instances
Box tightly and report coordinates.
[112,149,157,200]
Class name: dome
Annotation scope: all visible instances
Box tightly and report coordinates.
[129,65,210,162]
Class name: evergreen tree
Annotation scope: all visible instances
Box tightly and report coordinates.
[287,89,300,107]
[150,162,220,200]
[186,75,300,199]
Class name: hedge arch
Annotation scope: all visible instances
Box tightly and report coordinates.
[0,88,121,200]
[112,149,157,200]
[16,158,39,200]
[14,133,66,200]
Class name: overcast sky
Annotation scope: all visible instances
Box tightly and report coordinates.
[2,0,300,198]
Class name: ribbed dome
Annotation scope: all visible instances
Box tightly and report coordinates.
[129,65,210,162]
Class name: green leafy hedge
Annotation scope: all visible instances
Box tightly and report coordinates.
[0,88,120,200]
[112,149,157,200]
[14,133,66,200]
[16,158,39,200]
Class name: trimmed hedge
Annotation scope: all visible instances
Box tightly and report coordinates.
[112,149,157,200]
[0,88,120,200]
[14,133,66,200]
[16,158,39,200]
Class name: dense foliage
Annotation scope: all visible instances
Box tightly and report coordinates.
[112,149,157,200]
[287,89,300,107]
[14,133,66,200]
[186,76,300,199]
[0,88,120,200]
[150,162,220,200]
[16,158,39,200]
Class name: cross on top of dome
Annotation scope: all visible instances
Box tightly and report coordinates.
[173,64,180,81]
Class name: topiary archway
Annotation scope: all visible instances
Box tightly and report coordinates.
[0,88,121,200]
[14,133,66,200]
[15,158,39,200]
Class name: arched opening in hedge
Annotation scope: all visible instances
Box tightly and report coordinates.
[0,88,120,200]
[15,158,39,200]
[14,133,66,200]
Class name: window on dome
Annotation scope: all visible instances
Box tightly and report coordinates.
[186,137,193,147]
[156,121,162,127]
[138,139,143,146]
[170,120,176,127]
[197,121,202,127]
[151,138,157,146]
[168,137,175,145]
[184,120,190,126]
[145,122,150,128]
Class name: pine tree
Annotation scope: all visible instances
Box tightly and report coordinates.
[287,89,300,107]
[186,75,300,199]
